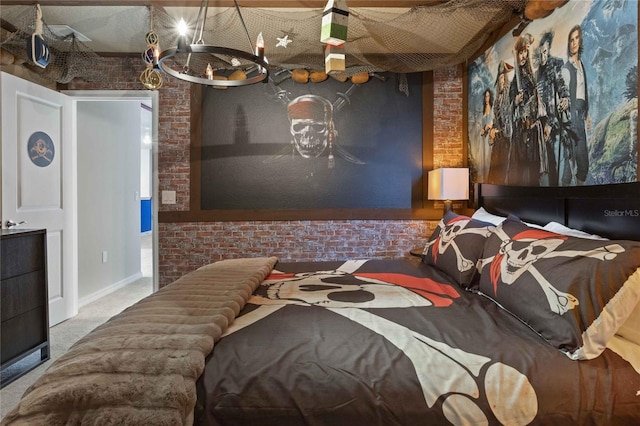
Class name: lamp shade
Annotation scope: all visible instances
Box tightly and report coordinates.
[428,168,469,201]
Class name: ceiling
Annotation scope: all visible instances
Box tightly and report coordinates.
[0,0,545,84]
[1,1,471,55]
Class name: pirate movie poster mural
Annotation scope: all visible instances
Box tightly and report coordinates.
[468,0,638,187]
[200,73,422,210]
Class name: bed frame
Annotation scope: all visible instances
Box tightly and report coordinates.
[475,182,640,241]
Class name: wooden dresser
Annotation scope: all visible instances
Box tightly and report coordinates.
[1,228,50,388]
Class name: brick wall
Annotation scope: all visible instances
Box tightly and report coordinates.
[433,65,465,168]
[70,58,465,287]
[159,220,431,280]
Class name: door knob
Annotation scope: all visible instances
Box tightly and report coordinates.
[5,220,26,229]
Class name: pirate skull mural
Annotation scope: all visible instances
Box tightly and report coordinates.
[263,75,365,168]
[287,95,333,159]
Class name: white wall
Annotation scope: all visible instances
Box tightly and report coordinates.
[77,100,141,301]
[140,104,152,199]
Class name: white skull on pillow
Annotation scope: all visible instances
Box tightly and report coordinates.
[427,218,491,272]
[499,237,564,284]
[488,226,626,315]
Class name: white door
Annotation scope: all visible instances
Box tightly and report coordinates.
[1,72,77,326]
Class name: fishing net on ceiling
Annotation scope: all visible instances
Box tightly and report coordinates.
[0,0,528,84]
[0,5,106,84]
[150,0,528,79]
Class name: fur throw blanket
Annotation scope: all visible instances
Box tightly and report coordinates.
[1,257,278,426]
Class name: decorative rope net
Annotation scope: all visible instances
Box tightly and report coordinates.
[151,0,527,78]
[1,0,527,84]
[0,5,106,84]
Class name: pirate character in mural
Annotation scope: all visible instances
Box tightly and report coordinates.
[561,25,591,186]
[509,33,547,186]
[487,60,513,185]
[589,46,612,131]
[535,30,571,187]
[476,88,494,183]
[612,23,636,65]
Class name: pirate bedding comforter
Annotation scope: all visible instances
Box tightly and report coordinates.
[195,212,640,426]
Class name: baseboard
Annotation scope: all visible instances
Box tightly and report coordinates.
[78,272,143,308]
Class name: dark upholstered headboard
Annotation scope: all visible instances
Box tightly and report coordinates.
[475,182,640,241]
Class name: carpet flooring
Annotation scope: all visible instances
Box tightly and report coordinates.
[0,233,154,420]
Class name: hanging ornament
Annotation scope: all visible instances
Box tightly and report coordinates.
[139,8,163,90]
[276,34,293,48]
[27,4,50,68]
[324,44,345,75]
[320,0,349,45]
[140,66,163,90]
[321,0,348,76]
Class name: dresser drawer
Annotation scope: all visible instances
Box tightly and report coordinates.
[1,233,45,280]
[0,308,47,364]
[0,270,47,322]
[1,229,49,386]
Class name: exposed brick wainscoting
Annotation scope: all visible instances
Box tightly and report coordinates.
[69,59,464,288]
[158,220,436,287]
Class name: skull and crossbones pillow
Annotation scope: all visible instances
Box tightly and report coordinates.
[478,217,640,360]
[422,211,494,289]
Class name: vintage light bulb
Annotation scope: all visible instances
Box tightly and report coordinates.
[256,32,265,59]
[177,18,188,36]
[176,18,189,52]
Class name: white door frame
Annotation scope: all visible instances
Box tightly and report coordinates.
[65,90,160,292]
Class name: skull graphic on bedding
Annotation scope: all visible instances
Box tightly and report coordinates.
[195,259,640,426]
[198,259,538,426]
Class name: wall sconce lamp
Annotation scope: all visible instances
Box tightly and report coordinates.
[428,168,469,215]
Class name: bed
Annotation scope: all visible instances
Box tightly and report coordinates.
[2,182,640,425]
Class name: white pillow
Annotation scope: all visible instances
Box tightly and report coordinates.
[471,207,506,225]
[472,207,543,228]
[542,221,607,240]
[617,300,640,345]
